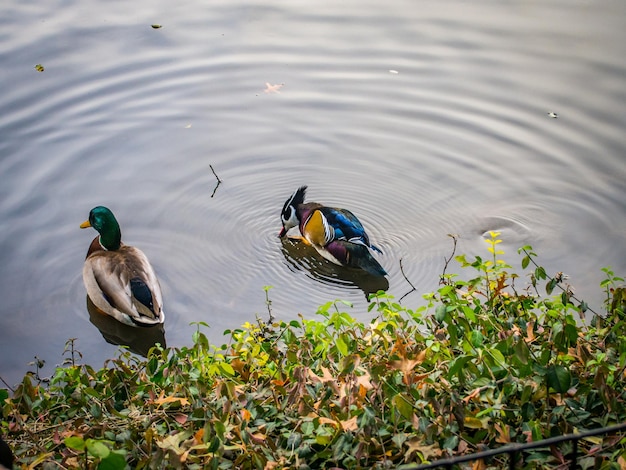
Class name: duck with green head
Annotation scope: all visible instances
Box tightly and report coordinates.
[80,206,165,327]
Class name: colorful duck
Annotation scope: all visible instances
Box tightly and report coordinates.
[279,186,387,276]
[80,206,165,327]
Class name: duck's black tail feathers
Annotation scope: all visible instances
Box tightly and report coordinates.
[346,244,387,277]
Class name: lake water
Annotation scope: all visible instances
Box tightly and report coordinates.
[1,0,625,387]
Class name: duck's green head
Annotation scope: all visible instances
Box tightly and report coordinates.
[80,206,121,250]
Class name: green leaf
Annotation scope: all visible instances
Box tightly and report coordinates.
[87,439,111,459]
[219,362,235,376]
[513,339,529,365]
[335,334,348,356]
[462,306,477,322]
[485,348,506,367]
[207,436,220,453]
[535,266,547,280]
[546,278,557,295]
[393,394,414,421]
[98,450,126,470]
[435,304,447,322]
[443,435,459,450]
[64,436,86,451]
[448,356,472,378]
[546,365,571,393]
[470,330,484,348]
[521,256,530,269]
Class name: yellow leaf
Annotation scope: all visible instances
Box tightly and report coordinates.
[472,459,487,470]
[193,428,204,445]
[404,437,441,461]
[464,417,486,429]
[318,417,337,427]
[463,388,481,404]
[28,452,55,469]
[356,371,373,390]
[494,423,511,444]
[241,409,252,421]
[152,391,190,407]
[340,416,358,431]
[526,322,536,343]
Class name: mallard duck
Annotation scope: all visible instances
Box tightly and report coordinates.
[279,186,387,276]
[80,206,165,327]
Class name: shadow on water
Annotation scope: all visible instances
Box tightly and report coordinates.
[280,238,389,300]
[86,297,166,356]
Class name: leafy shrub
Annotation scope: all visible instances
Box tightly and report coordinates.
[1,233,625,469]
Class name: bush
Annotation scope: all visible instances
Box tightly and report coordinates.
[2,232,625,469]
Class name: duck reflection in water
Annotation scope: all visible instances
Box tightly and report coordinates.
[87,297,166,357]
[280,237,389,299]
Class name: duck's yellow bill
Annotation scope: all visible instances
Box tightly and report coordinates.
[80,220,91,229]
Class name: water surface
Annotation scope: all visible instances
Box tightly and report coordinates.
[1,0,625,386]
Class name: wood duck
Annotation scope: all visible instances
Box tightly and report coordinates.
[80,206,165,327]
[279,186,387,276]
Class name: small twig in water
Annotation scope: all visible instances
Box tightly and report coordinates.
[399,257,417,303]
[440,234,459,285]
[209,164,222,197]
[210,164,222,183]
[265,288,275,324]
[0,375,14,393]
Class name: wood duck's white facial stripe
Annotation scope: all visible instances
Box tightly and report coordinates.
[281,205,298,230]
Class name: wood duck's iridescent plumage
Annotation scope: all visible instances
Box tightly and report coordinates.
[80,206,165,327]
[279,186,387,276]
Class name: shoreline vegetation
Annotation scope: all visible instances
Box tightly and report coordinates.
[1,232,625,469]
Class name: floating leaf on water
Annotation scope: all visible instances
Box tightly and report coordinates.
[264,82,284,93]
[35,64,44,72]
[548,112,558,118]
[151,24,162,29]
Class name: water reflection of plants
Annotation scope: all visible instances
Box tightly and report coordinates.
[2,233,625,468]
